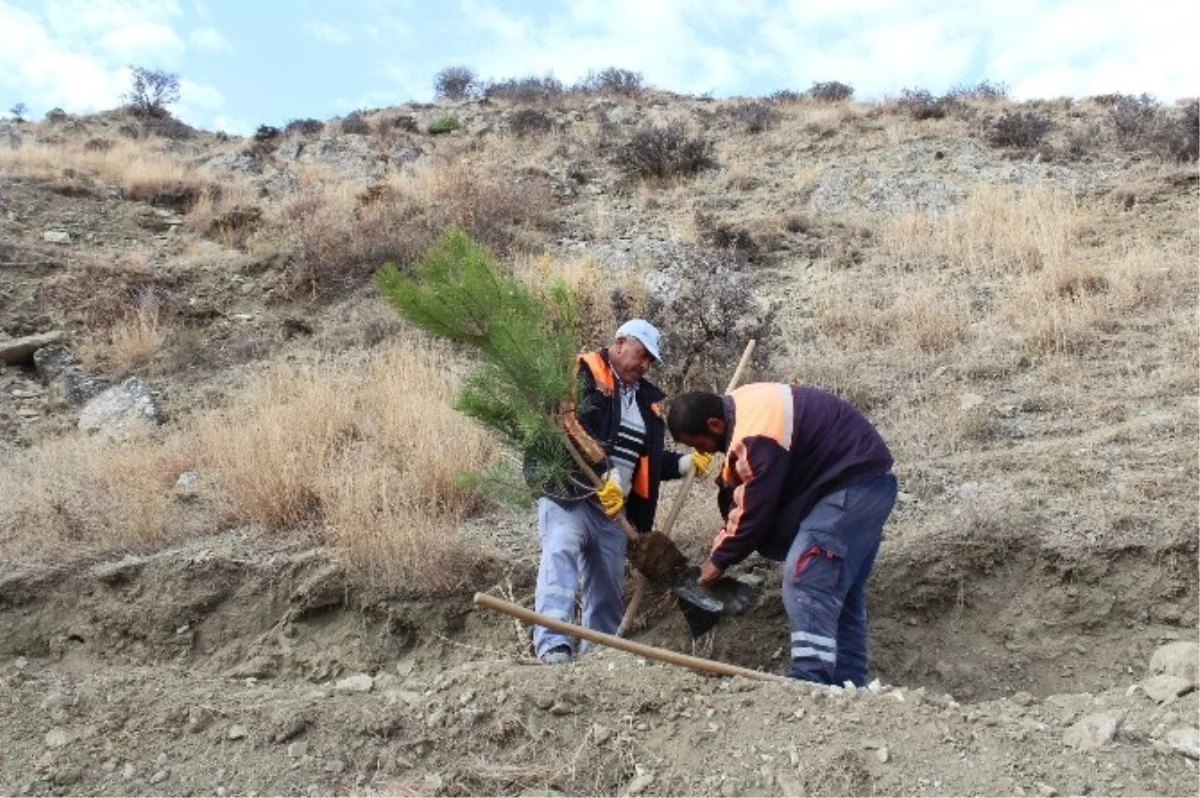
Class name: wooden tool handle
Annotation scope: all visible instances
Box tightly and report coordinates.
[475,592,786,682]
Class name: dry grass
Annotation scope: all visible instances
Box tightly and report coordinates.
[78,300,168,375]
[193,343,501,592]
[819,282,970,352]
[510,253,653,349]
[0,138,213,206]
[0,430,193,559]
[0,343,503,592]
[879,184,1081,274]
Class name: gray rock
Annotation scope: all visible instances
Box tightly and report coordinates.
[592,723,612,745]
[1165,727,1200,759]
[1141,674,1195,703]
[1062,712,1121,750]
[42,230,71,244]
[1149,641,1199,682]
[44,728,70,748]
[227,724,247,740]
[334,673,374,694]
[78,377,165,438]
[622,772,655,796]
[287,741,308,758]
[149,769,168,784]
[0,331,64,365]
[121,762,136,779]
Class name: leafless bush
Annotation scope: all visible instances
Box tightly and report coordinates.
[435,66,478,100]
[507,109,554,136]
[122,66,179,118]
[651,247,781,394]
[1108,94,1160,142]
[808,81,854,102]
[483,76,565,103]
[340,111,371,135]
[694,211,758,260]
[84,138,113,152]
[575,67,644,96]
[986,111,1052,150]
[769,89,804,103]
[383,115,419,133]
[944,80,1009,102]
[615,122,716,180]
[725,102,781,133]
[897,88,948,120]
[285,118,325,136]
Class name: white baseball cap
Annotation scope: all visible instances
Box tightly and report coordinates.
[615,319,663,363]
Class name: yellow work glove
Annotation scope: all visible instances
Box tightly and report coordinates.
[680,451,715,478]
[595,476,625,517]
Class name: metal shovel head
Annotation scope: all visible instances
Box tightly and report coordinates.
[678,573,761,638]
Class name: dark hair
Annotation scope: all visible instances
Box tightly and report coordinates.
[667,391,725,438]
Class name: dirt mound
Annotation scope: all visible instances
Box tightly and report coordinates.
[1,531,1195,797]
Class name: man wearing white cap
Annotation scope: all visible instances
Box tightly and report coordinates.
[527,319,713,664]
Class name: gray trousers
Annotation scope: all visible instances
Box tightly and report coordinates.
[532,497,628,657]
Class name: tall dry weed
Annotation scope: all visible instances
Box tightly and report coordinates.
[880,185,1080,274]
[195,344,500,592]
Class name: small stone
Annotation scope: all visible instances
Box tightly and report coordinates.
[592,723,612,745]
[1141,674,1195,703]
[1036,781,1058,796]
[149,769,168,785]
[876,746,890,763]
[1149,641,1199,682]
[14,656,28,670]
[425,708,446,728]
[288,741,308,758]
[334,673,375,694]
[1165,727,1200,759]
[1063,712,1121,750]
[423,773,444,791]
[122,762,136,779]
[623,772,655,796]
[227,724,248,740]
[44,728,69,748]
[43,230,71,244]
[324,759,346,773]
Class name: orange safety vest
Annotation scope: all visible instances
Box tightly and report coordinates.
[562,351,655,500]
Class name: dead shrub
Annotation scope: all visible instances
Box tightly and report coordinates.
[285,118,325,136]
[808,81,854,102]
[507,109,555,137]
[615,122,716,180]
[725,101,781,133]
[986,112,1052,150]
[574,67,645,96]
[340,111,371,135]
[694,211,759,260]
[896,88,948,120]
[483,76,565,104]
[434,65,478,100]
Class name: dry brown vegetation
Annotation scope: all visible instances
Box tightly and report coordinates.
[1,86,1195,587]
[0,343,499,593]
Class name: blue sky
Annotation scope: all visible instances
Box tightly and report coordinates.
[1,0,1195,136]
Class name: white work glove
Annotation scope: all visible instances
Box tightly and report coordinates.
[679,451,715,478]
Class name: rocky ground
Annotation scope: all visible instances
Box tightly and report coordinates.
[1,91,1198,796]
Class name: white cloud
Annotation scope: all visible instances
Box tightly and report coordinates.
[188,26,228,51]
[0,0,229,120]
[305,21,353,45]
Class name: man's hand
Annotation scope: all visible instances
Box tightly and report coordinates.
[595,477,625,517]
[679,451,715,478]
[698,557,724,587]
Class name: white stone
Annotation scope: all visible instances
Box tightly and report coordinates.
[334,673,375,694]
[1062,712,1121,750]
[1149,642,1199,682]
[1165,727,1200,759]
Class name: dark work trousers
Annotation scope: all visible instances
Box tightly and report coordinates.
[782,472,898,686]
